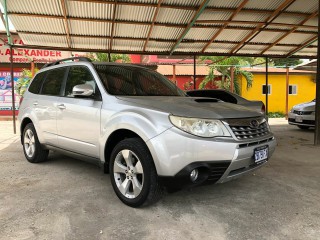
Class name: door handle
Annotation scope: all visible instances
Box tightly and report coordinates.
[57,104,66,109]
[33,101,38,106]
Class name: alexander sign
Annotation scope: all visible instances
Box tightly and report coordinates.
[0,34,85,63]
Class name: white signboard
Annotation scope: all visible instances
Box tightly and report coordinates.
[0,34,86,63]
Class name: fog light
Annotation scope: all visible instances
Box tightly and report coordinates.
[190,169,199,182]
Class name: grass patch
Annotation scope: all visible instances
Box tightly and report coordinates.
[268,112,285,118]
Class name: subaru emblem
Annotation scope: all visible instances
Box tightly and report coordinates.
[250,120,259,128]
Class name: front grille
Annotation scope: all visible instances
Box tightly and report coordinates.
[225,118,270,140]
[293,110,313,115]
[207,162,231,183]
[238,137,274,148]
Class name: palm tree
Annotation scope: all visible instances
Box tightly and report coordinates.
[199,56,254,95]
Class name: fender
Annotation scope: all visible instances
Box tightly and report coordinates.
[99,108,171,169]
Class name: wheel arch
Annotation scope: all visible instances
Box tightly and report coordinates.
[20,117,33,144]
[103,129,154,173]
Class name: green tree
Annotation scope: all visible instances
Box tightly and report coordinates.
[271,58,302,67]
[87,53,130,63]
[15,68,39,96]
[199,56,254,94]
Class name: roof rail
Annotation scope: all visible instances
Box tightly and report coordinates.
[42,57,92,69]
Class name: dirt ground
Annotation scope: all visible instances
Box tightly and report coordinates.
[0,119,319,240]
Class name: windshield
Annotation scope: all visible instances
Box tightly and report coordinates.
[94,64,185,96]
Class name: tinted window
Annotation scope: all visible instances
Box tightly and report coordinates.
[41,68,66,96]
[95,64,184,96]
[28,72,46,94]
[65,66,98,97]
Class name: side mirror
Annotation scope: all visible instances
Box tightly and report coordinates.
[72,84,94,97]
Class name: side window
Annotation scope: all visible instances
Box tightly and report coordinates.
[289,85,297,95]
[262,84,271,95]
[28,72,46,94]
[65,66,98,98]
[41,68,66,96]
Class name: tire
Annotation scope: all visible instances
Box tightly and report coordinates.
[298,125,310,130]
[109,138,162,207]
[22,123,49,163]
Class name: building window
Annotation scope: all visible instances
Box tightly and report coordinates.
[262,84,271,94]
[289,85,297,95]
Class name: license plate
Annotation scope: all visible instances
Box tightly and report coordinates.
[295,116,303,122]
[254,146,268,163]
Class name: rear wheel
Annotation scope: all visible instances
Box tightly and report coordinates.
[298,125,310,130]
[109,138,162,207]
[22,123,49,163]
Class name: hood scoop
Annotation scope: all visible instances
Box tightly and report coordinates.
[194,98,220,103]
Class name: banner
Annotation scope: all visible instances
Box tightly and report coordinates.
[0,34,86,63]
[0,71,21,111]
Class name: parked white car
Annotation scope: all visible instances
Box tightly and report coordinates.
[288,99,316,129]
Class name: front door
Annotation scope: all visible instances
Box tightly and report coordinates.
[56,66,102,158]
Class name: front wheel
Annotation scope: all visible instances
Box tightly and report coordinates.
[109,138,162,207]
[22,123,49,163]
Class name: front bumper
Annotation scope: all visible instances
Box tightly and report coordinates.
[147,127,276,186]
[288,112,315,127]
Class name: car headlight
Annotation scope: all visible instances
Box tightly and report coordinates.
[289,109,293,113]
[169,115,231,138]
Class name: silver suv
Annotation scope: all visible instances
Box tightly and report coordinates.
[18,57,276,207]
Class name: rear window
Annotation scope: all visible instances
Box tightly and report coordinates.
[28,72,46,94]
[94,64,184,96]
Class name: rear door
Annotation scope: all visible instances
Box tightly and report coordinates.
[32,68,67,146]
[56,65,102,158]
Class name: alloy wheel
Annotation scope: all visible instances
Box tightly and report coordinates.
[113,149,144,199]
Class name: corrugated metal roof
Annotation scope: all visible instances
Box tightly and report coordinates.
[244,0,284,10]
[265,46,295,55]
[146,41,174,52]
[2,0,318,58]
[206,43,238,53]
[278,33,316,45]
[197,11,232,21]
[207,0,243,8]
[150,26,184,40]
[184,28,218,41]
[69,20,111,36]
[175,42,207,52]
[112,39,144,51]
[19,33,68,48]
[250,31,287,44]
[3,0,62,16]
[67,1,114,19]
[156,8,194,24]
[215,29,252,42]
[163,0,202,7]
[114,24,149,38]
[286,0,318,13]
[9,16,65,34]
[116,5,155,22]
[72,37,108,50]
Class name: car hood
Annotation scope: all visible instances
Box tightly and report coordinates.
[116,96,263,119]
[293,100,315,111]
